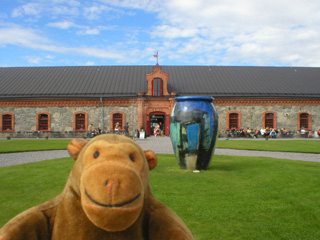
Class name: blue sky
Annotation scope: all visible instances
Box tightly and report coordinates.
[1,0,320,67]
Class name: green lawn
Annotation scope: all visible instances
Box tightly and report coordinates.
[0,139,71,153]
[216,139,320,153]
[1,154,320,239]
[0,139,320,153]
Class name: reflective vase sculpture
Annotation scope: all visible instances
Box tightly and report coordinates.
[170,96,219,170]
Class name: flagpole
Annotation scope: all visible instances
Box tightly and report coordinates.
[156,51,158,65]
[154,51,159,66]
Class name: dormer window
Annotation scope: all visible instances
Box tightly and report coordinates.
[145,66,170,96]
[153,78,163,96]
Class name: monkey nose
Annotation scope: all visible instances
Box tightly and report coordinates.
[105,179,120,185]
[105,179,121,193]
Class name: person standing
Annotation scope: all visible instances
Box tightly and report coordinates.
[124,122,129,137]
[87,123,94,138]
[159,122,164,136]
[114,122,120,134]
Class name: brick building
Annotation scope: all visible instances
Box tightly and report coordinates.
[0,65,319,138]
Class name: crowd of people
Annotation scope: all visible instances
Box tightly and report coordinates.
[300,128,320,138]
[227,127,320,138]
[87,122,130,138]
[87,122,320,139]
[227,127,277,138]
[87,123,102,138]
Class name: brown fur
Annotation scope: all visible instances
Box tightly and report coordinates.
[0,134,194,240]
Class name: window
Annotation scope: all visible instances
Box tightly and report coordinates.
[262,111,277,129]
[113,113,123,130]
[73,112,88,131]
[145,66,169,96]
[1,113,14,131]
[227,111,241,130]
[153,78,163,96]
[298,112,311,130]
[265,113,274,128]
[75,113,86,131]
[37,113,50,131]
[300,113,309,129]
[111,111,126,131]
[229,113,239,129]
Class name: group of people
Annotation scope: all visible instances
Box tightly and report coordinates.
[228,128,260,138]
[87,124,102,138]
[259,128,279,138]
[300,128,320,138]
[228,127,320,138]
[87,122,130,138]
[114,122,130,137]
[228,127,287,138]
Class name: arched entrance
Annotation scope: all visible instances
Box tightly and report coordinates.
[147,111,170,136]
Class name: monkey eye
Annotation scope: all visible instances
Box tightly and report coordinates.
[94,151,99,158]
[129,154,135,162]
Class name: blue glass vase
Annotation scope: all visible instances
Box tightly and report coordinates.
[170,96,219,170]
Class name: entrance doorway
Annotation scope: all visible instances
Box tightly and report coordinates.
[150,114,165,136]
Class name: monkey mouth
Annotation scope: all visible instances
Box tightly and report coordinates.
[85,189,141,208]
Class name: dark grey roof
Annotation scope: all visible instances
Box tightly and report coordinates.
[0,66,319,99]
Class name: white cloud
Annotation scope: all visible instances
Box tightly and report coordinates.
[97,0,160,12]
[144,0,320,66]
[77,28,100,35]
[4,0,320,66]
[83,4,113,20]
[0,27,50,47]
[152,25,199,39]
[24,56,41,64]
[0,26,125,61]
[79,25,115,35]
[46,55,55,59]
[50,6,79,16]
[47,21,75,29]
[52,0,81,7]
[47,20,113,35]
[85,61,95,65]
[11,1,80,18]
[11,3,45,18]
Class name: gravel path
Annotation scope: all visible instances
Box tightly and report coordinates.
[137,137,320,162]
[0,150,70,167]
[0,137,319,168]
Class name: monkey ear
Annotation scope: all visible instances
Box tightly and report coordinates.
[144,150,158,170]
[68,139,88,160]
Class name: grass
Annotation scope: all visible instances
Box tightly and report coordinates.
[0,139,319,153]
[216,139,320,153]
[0,139,71,153]
[1,154,320,239]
